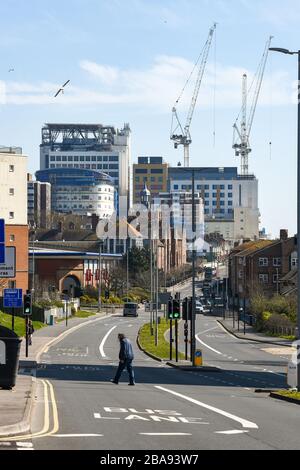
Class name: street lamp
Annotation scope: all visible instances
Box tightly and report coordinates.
[269,46,300,391]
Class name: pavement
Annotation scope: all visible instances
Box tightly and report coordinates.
[218,315,293,347]
[0,309,116,437]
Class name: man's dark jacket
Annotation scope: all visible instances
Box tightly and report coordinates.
[119,338,134,361]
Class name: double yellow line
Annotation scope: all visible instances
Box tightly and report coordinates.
[0,379,59,442]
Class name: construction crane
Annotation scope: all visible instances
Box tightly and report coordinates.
[170,23,216,167]
[232,36,273,176]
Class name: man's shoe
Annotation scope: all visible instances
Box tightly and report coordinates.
[128,383,135,386]
[110,379,118,384]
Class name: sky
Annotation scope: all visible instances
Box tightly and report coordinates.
[0,0,299,237]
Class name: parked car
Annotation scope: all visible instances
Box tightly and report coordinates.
[123,302,139,317]
[195,301,204,314]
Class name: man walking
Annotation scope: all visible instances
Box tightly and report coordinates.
[111,333,135,385]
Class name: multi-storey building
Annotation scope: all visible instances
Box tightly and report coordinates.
[0,147,28,294]
[133,156,168,204]
[168,166,259,244]
[35,168,115,220]
[27,175,51,228]
[40,123,131,207]
[229,230,297,306]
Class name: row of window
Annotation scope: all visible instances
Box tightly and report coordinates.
[204,209,234,214]
[258,257,282,267]
[135,168,164,174]
[135,176,164,183]
[49,163,118,171]
[50,155,119,162]
[173,184,233,191]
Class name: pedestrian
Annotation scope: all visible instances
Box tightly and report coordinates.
[111,333,135,386]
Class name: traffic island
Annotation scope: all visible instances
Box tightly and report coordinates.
[166,361,221,372]
[270,390,300,405]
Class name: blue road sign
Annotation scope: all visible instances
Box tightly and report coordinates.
[0,219,4,264]
[3,289,23,308]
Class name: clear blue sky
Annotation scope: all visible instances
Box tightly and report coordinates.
[0,0,299,237]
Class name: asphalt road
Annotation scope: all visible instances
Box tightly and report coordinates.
[17,302,300,451]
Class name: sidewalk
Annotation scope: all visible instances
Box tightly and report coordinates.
[0,310,113,437]
[218,316,293,347]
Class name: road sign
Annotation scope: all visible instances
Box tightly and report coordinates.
[194,349,203,367]
[0,219,5,264]
[3,289,23,308]
[0,247,16,278]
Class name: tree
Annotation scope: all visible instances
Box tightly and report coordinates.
[122,247,150,273]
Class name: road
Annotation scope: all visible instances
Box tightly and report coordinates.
[6,301,294,450]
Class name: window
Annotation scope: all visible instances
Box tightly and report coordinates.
[228,185,233,190]
[97,156,103,162]
[228,208,233,213]
[273,274,279,283]
[220,185,225,190]
[8,281,16,289]
[213,193,217,198]
[205,185,209,190]
[259,274,269,283]
[74,156,79,162]
[205,201,209,206]
[9,165,14,172]
[291,251,298,268]
[212,201,217,206]
[238,270,243,279]
[174,185,179,190]
[109,156,118,162]
[204,209,210,214]
[10,234,15,242]
[80,156,84,161]
[273,258,281,267]
[9,188,14,196]
[9,212,14,219]
[228,201,233,206]
[228,193,233,198]
[68,156,73,162]
[151,169,163,174]
[220,201,225,206]
[50,156,55,162]
[136,169,147,174]
[205,193,209,198]
[259,258,268,267]
[62,156,67,162]
[109,164,118,170]
[220,193,225,198]
[86,156,91,162]
[92,156,96,162]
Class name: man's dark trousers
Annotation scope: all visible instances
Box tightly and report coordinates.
[114,359,135,384]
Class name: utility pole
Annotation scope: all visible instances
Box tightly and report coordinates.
[191,169,196,366]
[155,239,159,346]
[98,242,102,313]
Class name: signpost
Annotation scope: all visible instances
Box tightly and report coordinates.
[4,289,23,332]
[0,219,5,264]
[0,247,16,278]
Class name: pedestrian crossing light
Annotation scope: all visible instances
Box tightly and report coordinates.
[23,294,32,316]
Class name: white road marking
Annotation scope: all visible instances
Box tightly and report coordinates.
[195,334,223,355]
[155,386,258,430]
[140,433,192,436]
[215,430,249,435]
[53,434,103,438]
[94,413,120,420]
[198,326,219,335]
[16,442,33,448]
[99,325,118,358]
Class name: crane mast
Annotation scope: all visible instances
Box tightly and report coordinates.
[233,36,273,175]
[171,24,216,167]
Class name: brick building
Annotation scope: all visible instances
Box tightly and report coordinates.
[0,147,28,295]
[229,230,297,307]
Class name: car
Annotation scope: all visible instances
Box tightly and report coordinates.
[195,301,204,314]
[123,302,139,317]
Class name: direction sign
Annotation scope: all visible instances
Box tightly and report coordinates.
[0,219,4,264]
[0,247,16,278]
[4,289,23,308]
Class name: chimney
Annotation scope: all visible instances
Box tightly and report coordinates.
[280,229,288,241]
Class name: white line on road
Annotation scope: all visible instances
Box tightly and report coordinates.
[155,386,258,430]
[94,413,120,420]
[195,334,223,355]
[215,430,249,435]
[99,325,118,358]
[198,326,219,336]
[140,433,192,436]
[53,434,104,438]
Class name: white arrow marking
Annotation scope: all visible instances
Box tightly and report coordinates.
[155,386,258,429]
[53,434,104,438]
[94,413,120,420]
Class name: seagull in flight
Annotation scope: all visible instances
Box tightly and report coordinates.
[54,80,70,98]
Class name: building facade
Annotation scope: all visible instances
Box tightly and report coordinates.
[40,123,131,206]
[229,230,298,306]
[0,147,28,294]
[133,156,168,204]
[168,166,259,244]
[36,168,115,220]
[27,175,51,228]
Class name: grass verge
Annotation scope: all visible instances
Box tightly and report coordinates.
[56,310,96,322]
[0,311,45,338]
[139,318,186,361]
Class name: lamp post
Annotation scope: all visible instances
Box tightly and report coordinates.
[269,46,300,391]
[98,241,102,313]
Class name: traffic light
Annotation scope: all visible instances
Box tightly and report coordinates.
[167,298,181,320]
[23,294,32,316]
[182,297,192,321]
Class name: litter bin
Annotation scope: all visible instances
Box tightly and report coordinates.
[0,326,22,390]
[49,315,54,326]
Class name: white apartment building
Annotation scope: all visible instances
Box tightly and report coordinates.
[40,123,131,205]
[168,167,259,245]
